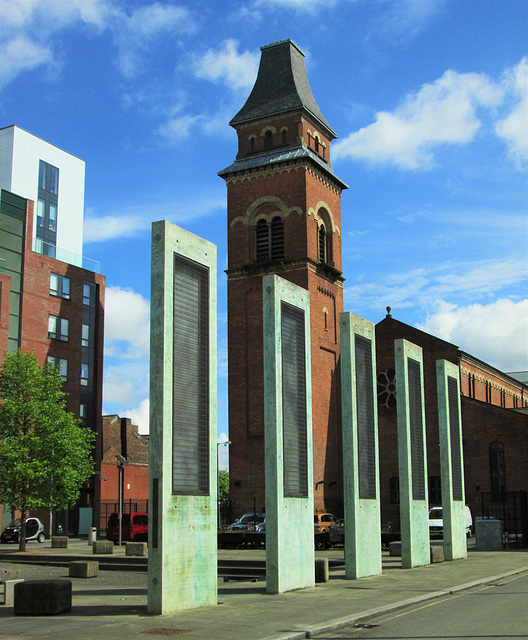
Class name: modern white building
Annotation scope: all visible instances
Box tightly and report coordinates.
[0,124,86,265]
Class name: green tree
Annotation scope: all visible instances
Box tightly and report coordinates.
[218,469,229,501]
[0,350,95,551]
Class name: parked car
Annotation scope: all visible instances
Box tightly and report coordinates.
[106,512,148,544]
[429,506,473,538]
[1,517,46,544]
[227,512,265,531]
[314,513,338,533]
[332,518,345,545]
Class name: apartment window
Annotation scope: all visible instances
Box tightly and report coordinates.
[80,403,87,425]
[82,324,90,347]
[80,362,89,386]
[50,273,70,299]
[47,356,67,381]
[48,315,69,341]
[37,160,59,248]
[83,282,96,306]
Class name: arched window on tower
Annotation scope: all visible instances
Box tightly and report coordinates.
[270,217,284,260]
[256,219,270,261]
[266,130,273,149]
[318,224,327,263]
[489,441,506,499]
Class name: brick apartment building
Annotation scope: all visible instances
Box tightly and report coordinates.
[376,310,528,535]
[0,125,105,536]
[219,40,348,518]
[99,415,149,532]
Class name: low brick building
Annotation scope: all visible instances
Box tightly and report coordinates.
[99,415,149,533]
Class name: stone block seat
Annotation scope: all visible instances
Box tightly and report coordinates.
[93,540,113,554]
[69,561,99,578]
[14,580,72,615]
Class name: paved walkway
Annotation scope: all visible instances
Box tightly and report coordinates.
[0,540,526,640]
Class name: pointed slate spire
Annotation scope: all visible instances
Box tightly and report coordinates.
[230,39,336,139]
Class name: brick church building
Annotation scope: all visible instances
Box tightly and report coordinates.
[220,40,527,535]
[219,40,347,517]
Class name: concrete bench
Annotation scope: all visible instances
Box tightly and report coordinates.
[430,545,444,563]
[126,542,147,556]
[51,536,69,548]
[69,561,99,578]
[1,579,24,606]
[315,557,329,583]
[14,580,71,615]
[388,540,445,563]
[93,540,113,554]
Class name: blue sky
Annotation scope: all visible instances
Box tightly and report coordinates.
[1,0,526,466]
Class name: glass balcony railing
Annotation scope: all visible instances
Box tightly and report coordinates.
[33,238,101,274]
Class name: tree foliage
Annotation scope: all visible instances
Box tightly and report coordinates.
[0,350,95,550]
[218,469,229,501]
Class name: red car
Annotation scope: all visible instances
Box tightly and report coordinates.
[106,512,148,544]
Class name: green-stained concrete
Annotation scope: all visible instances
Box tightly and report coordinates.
[148,220,217,614]
[340,313,382,579]
[395,339,430,569]
[263,274,314,594]
[436,359,467,561]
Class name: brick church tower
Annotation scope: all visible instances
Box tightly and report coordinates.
[219,40,348,517]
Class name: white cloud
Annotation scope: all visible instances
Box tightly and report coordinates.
[104,286,150,359]
[0,1,196,89]
[84,194,226,244]
[156,113,202,143]
[193,39,259,91]
[84,213,150,243]
[0,35,53,89]
[254,0,336,9]
[113,3,195,78]
[368,0,446,45]
[334,68,501,169]
[418,298,528,372]
[123,398,150,435]
[495,57,528,167]
[344,258,527,312]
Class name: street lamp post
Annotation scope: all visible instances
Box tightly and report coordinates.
[217,440,230,527]
[115,455,126,546]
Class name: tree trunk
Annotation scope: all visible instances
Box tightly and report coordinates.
[18,509,27,552]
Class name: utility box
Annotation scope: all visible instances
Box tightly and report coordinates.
[475,518,503,551]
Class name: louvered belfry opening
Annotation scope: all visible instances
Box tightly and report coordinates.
[256,219,269,261]
[448,375,463,501]
[172,254,210,495]
[407,358,425,500]
[270,217,284,260]
[281,302,308,498]
[355,335,376,500]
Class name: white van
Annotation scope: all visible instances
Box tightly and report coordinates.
[429,506,472,537]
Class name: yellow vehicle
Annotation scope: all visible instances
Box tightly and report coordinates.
[314,513,338,533]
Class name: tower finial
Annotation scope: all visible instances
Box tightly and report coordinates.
[386,306,392,318]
